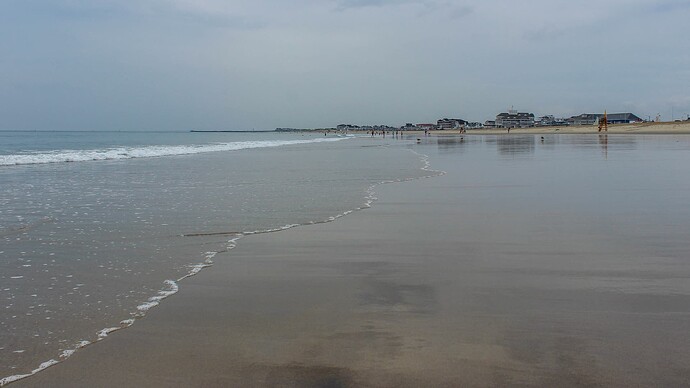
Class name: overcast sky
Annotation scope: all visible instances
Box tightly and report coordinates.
[1,0,689,130]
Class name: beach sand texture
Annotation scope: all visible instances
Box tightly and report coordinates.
[16,135,690,387]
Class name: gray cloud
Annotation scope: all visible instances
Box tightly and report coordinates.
[335,0,424,9]
[650,0,690,12]
[0,0,688,130]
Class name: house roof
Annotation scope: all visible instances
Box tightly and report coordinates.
[497,112,534,119]
[607,113,642,121]
[570,114,599,120]
[437,118,467,124]
[569,113,642,121]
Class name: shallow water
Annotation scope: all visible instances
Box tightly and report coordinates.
[4,132,690,385]
[420,134,690,385]
[0,133,426,382]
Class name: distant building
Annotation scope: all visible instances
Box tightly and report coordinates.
[606,113,643,124]
[466,122,484,129]
[536,115,555,126]
[495,109,535,128]
[416,123,437,131]
[436,118,467,130]
[337,124,359,131]
[567,114,599,126]
[484,120,497,128]
[567,113,643,125]
[536,115,569,127]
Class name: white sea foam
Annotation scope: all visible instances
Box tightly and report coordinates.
[58,340,87,359]
[0,142,438,388]
[0,339,94,386]
[59,349,76,358]
[120,319,135,326]
[0,137,349,166]
[0,359,59,386]
[136,279,179,313]
[97,327,120,339]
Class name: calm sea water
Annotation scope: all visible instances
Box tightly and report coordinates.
[4,131,690,385]
[0,131,428,383]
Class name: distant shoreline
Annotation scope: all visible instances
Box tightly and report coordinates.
[378,121,690,135]
[189,122,690,135]
[425,121,690,135]
[190,130,275,133]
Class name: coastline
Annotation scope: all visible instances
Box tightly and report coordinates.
[400,121,690,135]
[15,136,690,387]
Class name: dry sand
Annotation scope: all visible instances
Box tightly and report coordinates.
[15,136,690,387]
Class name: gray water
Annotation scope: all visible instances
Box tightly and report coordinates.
[4,132,690,385]
[1,134,428,382]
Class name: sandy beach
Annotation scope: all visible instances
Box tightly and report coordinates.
[424,121,690,135]
[4,0,690,385]
[14,134,690,387]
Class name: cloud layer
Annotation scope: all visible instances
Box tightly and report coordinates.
[1,0,689,130]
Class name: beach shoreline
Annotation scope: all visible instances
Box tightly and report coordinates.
[352,120,690,136]
[388,121,690,135]
[14,135,690,387]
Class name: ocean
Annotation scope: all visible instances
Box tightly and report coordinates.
[5,131,690,386]
[0,130,428,384]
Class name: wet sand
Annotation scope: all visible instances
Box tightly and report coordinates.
[16,137,690,387]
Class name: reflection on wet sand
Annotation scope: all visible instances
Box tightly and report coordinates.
[436,135,537,156]
[436,136,474,153]
[431,134,641,161]
[599,134,608,159]
[495,135,536,156]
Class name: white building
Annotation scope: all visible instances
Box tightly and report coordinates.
[495,109,535,128]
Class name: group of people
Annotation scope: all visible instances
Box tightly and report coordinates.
[370,130,405,138]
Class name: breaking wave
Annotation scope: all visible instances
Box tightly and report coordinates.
[0,137,349,166]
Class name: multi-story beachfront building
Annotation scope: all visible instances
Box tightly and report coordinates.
[567,113,643,125]
[465,122,484,129]
[415,123,437,131]
[567,114,600,126]
[436,118,467,130]
[605,113,644,124]
[536,115,569,127]
[495,109,535,128]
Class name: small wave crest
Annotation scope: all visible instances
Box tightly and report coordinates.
[0,234,244,387]
[0,145,439,387]
[0,137,349,166]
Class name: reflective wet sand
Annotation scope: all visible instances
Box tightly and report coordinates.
[17,135,690,387]
[1,137,426,381]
